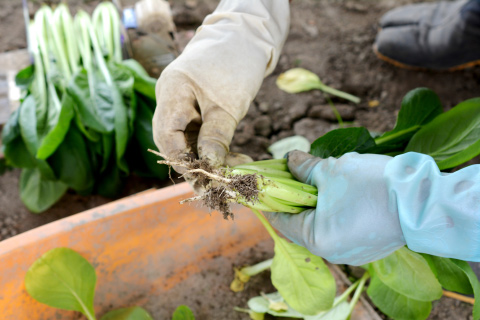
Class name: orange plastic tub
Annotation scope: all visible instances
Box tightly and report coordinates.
[0,182,379,319]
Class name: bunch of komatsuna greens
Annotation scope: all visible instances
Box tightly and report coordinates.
[1,3,167,213]
[153,86,480,320]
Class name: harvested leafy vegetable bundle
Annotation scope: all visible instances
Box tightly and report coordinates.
[1,3,167,213]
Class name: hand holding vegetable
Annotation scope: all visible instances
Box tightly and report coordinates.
[264,151,406,266]
[265,150,480,265]
[152,0,290,183]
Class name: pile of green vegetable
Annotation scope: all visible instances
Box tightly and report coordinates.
[1,3,167,213]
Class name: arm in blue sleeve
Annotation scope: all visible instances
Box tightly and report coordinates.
[385,152,480,261]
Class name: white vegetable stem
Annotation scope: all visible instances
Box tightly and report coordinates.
[240,258,273,277]
[92,2,122,63]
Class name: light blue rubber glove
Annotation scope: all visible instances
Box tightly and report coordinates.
[264,150,480,266]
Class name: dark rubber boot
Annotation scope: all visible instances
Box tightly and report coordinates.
[374,0,480,71]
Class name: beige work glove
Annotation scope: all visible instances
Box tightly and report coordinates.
[153,0,290,191]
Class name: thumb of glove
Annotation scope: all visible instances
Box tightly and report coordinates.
[197,107,238,168]
[286,150,323,184]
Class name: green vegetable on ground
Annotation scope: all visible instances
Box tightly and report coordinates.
[172,305,195,320]
[25,247,154,320]
[25,247,196,320]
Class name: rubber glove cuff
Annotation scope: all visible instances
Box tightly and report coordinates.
[386,152,480,261]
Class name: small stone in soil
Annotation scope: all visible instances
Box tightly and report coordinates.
[258,102,270,113]
[253,115,272,137]
[293,118,334,143]
[204,186,234,220]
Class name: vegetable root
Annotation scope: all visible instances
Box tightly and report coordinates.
[148,149,317,219]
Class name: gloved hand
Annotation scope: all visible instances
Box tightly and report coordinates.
[374,0,480,70]
[264,151,406,266]
[265,150,480,265]
[153,0,290,187]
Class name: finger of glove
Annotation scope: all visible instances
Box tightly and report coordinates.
[225,152,253,167]
[286,150,323,184]
[153,73,201,173]
[263,209,316,249]
[198,107,237,168]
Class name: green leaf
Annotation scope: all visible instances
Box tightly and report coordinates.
[48,125,94,192]
[1,106,21,145]
[128,98,168,178]
[20,168,68,213]
[25,248,96,319]
[276,68,322,93]
[101,307,153,320]
[110,63,136,133]
[268,136,311,159]
[42,83,63,138]
[172,305,195,320]
[36,158,57,181]
[73,111,102,142]
[304,301,350,320]
[96,154,124,198]
[68,69,113,133]
[271,238,336,315]
[108,64,132,174]
[4,136,36,168]
[121,59,157,100]
[449,259,480,320]
[19,95,39,156]
[37,93,75,159]
[0,158,9,175]
[367,275,431,320]
[276,68,360,103]
[113,87,130,175]
[31,75,48,132]
[371,247,442,301]
[249,311,265,320]
[375,88,442,147]
[406,98,480,169]
[15,65,35,90]
[247,292,350,320]
[310,127,375,158]
[100,133,114,173]
[421,254,473,295]
[17,95,60,179]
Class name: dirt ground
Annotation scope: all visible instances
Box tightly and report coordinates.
[1,0,480,319]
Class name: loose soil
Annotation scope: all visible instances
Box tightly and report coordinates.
[1,0,479,319]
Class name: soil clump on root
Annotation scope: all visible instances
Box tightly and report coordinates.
[148,150,260,219]
[189,157,214,187]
